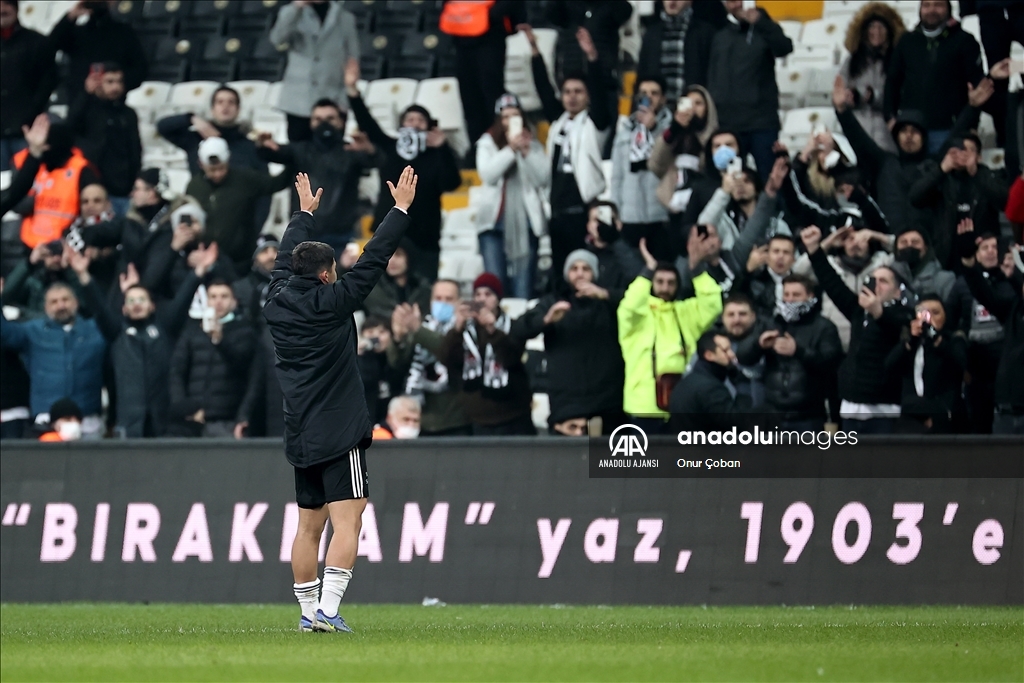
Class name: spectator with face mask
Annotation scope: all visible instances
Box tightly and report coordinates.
[801,225,914,433]
[233,235,279,327]
[362,246,432,323]
[527,25,614,278]
[517,249,626,434]
[839,3,907,154]
[75,241,217,437]
[696,161,789,256]
[909,133,1010,268]
[884,0,985,155]
[66,62,140,216]
[168,279,255,437]
[712,294,767,408]
[371,395,422,441]
[707,0,793,182]
[611,76,674,260]
[11,122,100,250]
[256,99,380,254]
[157,86,265,177]
[737,275,843,430]
[886,295,968,433]
[269,0,360,144]
[437,273,535,436]
[669,330,751,431]
[892,227,959,313]
[792,225,895,352]
[637,1,716,102]
[958,221,1024,434]
[388,280,472,437]
[346,64,462,283]
[475,93,550,300]
[582,201,645,299]
[618,237,723,433]
[185,137,293,276]
[833,73,993,235]
[0,0,57,172]
[0,276,106,437]
[37,397,84,443]
[733,234,798,321]
[48,0,147,108]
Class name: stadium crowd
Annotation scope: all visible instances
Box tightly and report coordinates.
[1,0,1022,442]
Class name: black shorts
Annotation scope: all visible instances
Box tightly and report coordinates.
[294,447,368,509]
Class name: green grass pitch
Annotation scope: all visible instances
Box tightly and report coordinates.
[1,604,1021,682]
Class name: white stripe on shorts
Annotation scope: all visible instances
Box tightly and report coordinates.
[350,448,362,498]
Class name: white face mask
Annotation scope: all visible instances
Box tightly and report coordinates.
[57,421,82,441]
[393,425,420,439]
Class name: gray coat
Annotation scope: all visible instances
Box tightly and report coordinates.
[611,108,672,224]
[269,2,360,117]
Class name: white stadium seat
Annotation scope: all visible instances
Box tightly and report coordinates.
[822,1,869,19]
[265,81,283,108]
[783,107,838,136]
[531,393,550,430]
[227,81,270,120]
[442,207,479,236]
[364,78,418,135]
[169,81,222,113]
[981,148,1005,170]
[788,45,837,70]
[799,19,845,50]
[805,66,841,107]
[778,21,803,45]
[777,66,810,110]
[126,82,172,122]
[500,298,530,319]
[164,169,192,196]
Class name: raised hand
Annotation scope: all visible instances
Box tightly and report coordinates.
[119,263,140,293]
[66,244,91,284]
[192,242,219,277]
[746,244,769,273]
[576,27,598,62]
[23,113,50,158]
[476,305,497,332]
[340,242,361,270]
[639,237,658,271]
[344,57,361,95]
[543,300,571,325]
[425,127,447,148]
[821,225,854,252]
[832,75,854,112]
[294,172,323,213]
[344,131,374,153]
[765,156,789,198]
[387,166,418,211]
[190,116,220,140]
[800,225,823,255]
[858,285,882,319]
[516,24,538,55]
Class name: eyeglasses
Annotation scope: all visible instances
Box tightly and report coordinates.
[125,297,149,305]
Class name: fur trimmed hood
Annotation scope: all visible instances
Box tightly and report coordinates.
[844,2,906,54]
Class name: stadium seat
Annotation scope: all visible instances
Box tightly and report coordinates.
[776,66,809,110]
[389,55,436,81]
[227,13,273,38]
[414,78,465,131]
[362,32,404,60]
[441,207,478,237]
[169,81,223,113]
[781,107,839,151]
[634,0,656,17]
[265,81,283,108]
[375,8,423,35]
[112,0,145,23]
[132,15,180,40]
[978,112,997,150]
[981,147,1005,170]
[822,0,869,19]
[164,168,192,195]
[530,393,550,429]
[36,0,76,34]
[179,15,227,40]
[359,54,387,81]
[238,38,289,82]
[0,169,11,191]
[190,35,249,81]
[799,19,844,50]
[787,45,837,70]
[439,230,477,254]
[126,81,173,123]
[500,298,530,319]
[193,0,241,18]
[364,78,419,131]
[778,20,803,45]
[401,31,452,59]
[805,66,841,107]
[228,80,270,120]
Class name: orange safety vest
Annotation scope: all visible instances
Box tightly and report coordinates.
[439,0,495,37]
[13,147,90,249]
[39,432,63,442]
[372,425,393,440]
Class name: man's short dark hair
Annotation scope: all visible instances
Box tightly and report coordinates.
[206,278,233,292]
[124,284,152,298]
[311,98,345,117]
[559,71,589,92]
[291,241,336,277]
[433,278,460,293]
[102,61,123,74]
[211,85,240,108]
[653,261,679,279]
[917,292,945,308]
[44,281,76,299]
[636,74,667,96]
[768,234,797,250]
[723,293,754,311]
[588,199,620,218]
[362,315,389,332]
[782,273,816,296]
[697,331,723,360]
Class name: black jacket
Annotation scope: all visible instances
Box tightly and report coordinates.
[68,95,142,197]
[0,24,58,138]
[233,268,272,328]
[637,11,716,95]
[669,359,753,431]
[264,208,409,467]
[706,9,793,132]
[962,264,1024,409]
[885,327,968,420]
[84,273,199,437]
[545,1,633,77]
[883,22,984,129]
[47,11,147,107]
[349,95,462,254]
[237,327,284,438]
[0,154,39,217]
[518,292,625,425]
[808,248,912,405]
[737,307,843,418]
[156,114,266,177]
[362,272,432,322]
[782,156,890,234]
[169,314,255,426]
[257,139,378,239]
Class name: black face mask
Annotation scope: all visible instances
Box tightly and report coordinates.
[839,252,872,273]
[313,121,340,146]
[691,115,707,132]
[896,247,923,269]
[596,220,619,245]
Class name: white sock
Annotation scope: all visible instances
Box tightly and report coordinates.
[293,579,320,621]
[318,566,353,617]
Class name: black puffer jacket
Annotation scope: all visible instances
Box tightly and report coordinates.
[737,302,843,418]
[669,359,753,431]
[808,248,912,404]
[885,327,968,420]
[0,23,58,138]
[169,316,255,424]
[67,94,141,196]
[237,327,284,437]
[962,264,1024,410]
[47,10,147,106]
[517,292,625,425]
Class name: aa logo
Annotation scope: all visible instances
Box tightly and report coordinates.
[608,424,648,457]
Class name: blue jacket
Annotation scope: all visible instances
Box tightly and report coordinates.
[0,314,106,417]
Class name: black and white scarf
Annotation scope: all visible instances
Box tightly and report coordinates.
[461,313,512,395]
[659,7,692,101]
[396,127,427,161]
[406,316,454,398]
[628,108,671,172]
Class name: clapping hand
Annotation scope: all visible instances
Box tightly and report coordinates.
[295,172,323,213]
[387,166,418,211]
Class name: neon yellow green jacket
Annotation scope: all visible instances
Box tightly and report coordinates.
[617,271,723,417]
